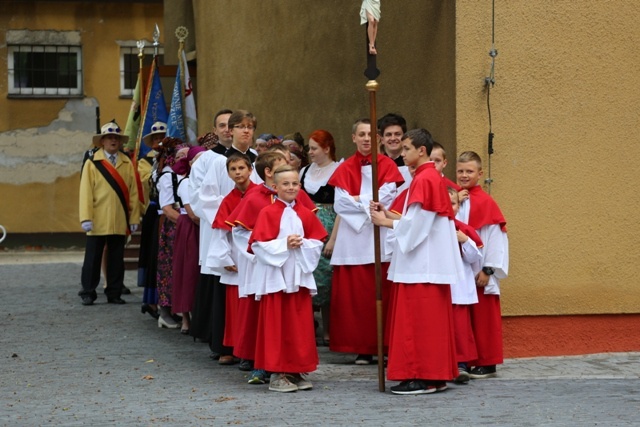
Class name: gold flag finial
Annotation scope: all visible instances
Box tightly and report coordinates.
[175,26,188,45]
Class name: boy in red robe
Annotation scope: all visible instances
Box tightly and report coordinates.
[226,151,317,384]
[371,128,464,395]
[207,154,256,364]
[249,164,327,392]
[328,118,404,365]
[455,151,509,379]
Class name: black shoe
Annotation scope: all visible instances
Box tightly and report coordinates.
[238,359,254,371]
[469,365,497,379]
[390,380,434,395]
[455,363,470,384]
[121,285,131,295]
[141,304,160,319]
[209,352,221,360]
[81,296,94,306]
[107,297,126,304]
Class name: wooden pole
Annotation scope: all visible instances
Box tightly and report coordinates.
[364,19,383,392]
[367,79,385,392]
[133,44,145,164]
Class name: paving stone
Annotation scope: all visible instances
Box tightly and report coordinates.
[1,257,639,426]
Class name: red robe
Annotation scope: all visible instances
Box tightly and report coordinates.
[466,185,507,367]
[213,182,257,231]
[442,175,461,191]
[328,151,403,356]
[212,182,257,348]
[328,151,404,195]
[225,184,319,361]
[386,162,459,382]
[248,200,328,249]
[227,184,317,230]
[250,201,327,373]
[225,185,274,361]
[467,185,507,232]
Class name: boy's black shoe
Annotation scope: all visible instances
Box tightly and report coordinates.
[107,297,126,304]
[455,363,470,384]
[238,359,254,371]
[390,380,434,395]
[81,296,95,306]
[469,365,497,379]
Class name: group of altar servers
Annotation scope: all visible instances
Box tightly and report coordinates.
[171,109,509,395]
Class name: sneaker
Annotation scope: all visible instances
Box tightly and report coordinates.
[238,359,254,371]
[268,373,298,393]
[454,364,470,384]
[355,354,373,365]
[286,374,313,391]
[434,381,448,392]
[247,369,268,385]
[469,365,497,379]
[390,380,434,395]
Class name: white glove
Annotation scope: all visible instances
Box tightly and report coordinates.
[129,224,138,233]
[81,221,93,232]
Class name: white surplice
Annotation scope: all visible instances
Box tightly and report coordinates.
[250,203,323,299]
[331,165,397,265]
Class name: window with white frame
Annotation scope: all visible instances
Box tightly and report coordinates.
[6,30,82,98]
[118,41,164,97]
[8,44,83,97]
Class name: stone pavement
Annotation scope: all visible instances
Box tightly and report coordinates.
[1,252,640,426]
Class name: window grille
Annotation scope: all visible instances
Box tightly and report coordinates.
[8,44,83,97]
[119,45,164,97]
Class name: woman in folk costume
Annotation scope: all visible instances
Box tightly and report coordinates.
[249,165,327,392]
[155,137,190,329]
[170,146,207,334]
[299,130,341,346]
[138,122,167,320]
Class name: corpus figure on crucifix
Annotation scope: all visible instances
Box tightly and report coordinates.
[360,0,380,55]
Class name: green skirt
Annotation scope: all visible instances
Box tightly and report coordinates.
[312,204,337,308]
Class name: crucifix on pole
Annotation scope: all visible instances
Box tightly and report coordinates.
[361,0,384,393]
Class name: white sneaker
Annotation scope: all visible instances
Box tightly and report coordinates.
[268,373,298,393]
[286,374,313,390]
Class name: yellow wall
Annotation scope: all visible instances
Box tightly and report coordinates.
[0,1,163,233]
[455,1,640,315]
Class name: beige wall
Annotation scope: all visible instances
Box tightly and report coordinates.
[0,2,163,233]
[190,0,456,162]
[455,1,640,315]
[186,0,640,317]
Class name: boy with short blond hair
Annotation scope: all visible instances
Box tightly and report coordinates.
[249,165,327,392]
[455,151,509,379]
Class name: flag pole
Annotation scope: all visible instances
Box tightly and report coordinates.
[364,21,384,393]
[175,26,188,136]
[132,39,145,165]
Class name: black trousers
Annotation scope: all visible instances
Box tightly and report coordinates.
[80,234,126,300]
[209,274,233,356]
